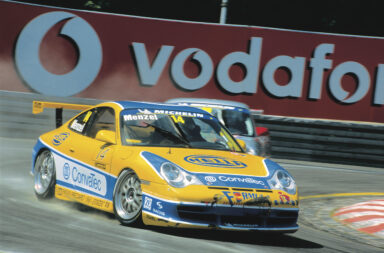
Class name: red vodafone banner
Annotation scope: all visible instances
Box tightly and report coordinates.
[0,1,383,122]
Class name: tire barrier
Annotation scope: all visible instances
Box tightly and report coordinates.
[252,113,384,168]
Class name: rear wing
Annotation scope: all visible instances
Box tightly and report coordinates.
[33,101,93,128]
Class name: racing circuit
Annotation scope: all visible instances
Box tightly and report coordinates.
[0,1,383,252]
[1,135,383,253]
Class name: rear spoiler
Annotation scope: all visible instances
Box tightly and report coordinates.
[33,101,93,128]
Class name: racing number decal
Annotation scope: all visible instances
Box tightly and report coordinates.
[171,115,185,124]
[96,148,110,160]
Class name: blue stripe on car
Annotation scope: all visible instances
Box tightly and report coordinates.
[141,151,270,189]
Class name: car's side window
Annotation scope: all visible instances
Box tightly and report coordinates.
[85,107,116,139]
[69,109,95,134]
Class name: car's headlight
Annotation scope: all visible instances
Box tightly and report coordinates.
[268,170,297,195]
[160,162,202,188]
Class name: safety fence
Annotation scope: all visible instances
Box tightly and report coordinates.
[1,91,383,167]
[252,113,384,168]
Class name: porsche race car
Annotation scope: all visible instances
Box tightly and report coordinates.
[32,100,298,232]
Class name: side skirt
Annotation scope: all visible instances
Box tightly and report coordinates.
[55,185,114,213]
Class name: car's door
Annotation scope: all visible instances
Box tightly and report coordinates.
[85,107,117,172]
[59,106,117,199]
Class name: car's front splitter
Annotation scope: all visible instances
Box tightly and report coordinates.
[141,192,299,232]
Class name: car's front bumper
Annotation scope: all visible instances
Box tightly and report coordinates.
[141,192,299,232]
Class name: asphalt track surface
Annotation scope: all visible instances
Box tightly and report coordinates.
[1,136,383,253]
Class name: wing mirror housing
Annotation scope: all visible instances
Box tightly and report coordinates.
[96,130,116,144]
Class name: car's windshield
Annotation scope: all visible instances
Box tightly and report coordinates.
[221,109,254,137]
[120,109,242,152]
[202,108,255,137]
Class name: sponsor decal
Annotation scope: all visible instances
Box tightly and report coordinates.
[71,166,103,192]
[138,109,153,114]
[63,163,70,180]
[222,191,254,205]
[144,196,153,210]
[143,197,166,216]
[204,176,217,184]
[55,154,107,196]
[70,119,85,132]
[153,208,165,217]
[56,185,111,210]
[96,148,109,160]
[218,175,265,185]
[153,110,204,118]
[123,114,158,121]
[222,190,272,206]
[52,132,70,146]
[185,155,247,168]
[278,191,291,204]
[15,11,102,97]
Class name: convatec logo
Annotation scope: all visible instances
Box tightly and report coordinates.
[15,11,102,97]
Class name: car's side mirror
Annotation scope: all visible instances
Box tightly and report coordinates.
[96,130,116,144]
[255,126,269,136]
[236,139,247,151]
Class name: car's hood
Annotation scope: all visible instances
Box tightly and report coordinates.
[140,147,269,176]
[140,148,272,189]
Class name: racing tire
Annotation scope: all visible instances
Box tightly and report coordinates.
[113,169,143,226]
[34,150,56,199]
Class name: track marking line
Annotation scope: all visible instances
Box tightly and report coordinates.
[300,192,384,200]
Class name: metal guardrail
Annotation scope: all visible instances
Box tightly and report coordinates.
[1,90,383,167]
[252,114,384,168]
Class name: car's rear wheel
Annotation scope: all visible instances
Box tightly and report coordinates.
[113,169,143,226]
[34,150,56,199]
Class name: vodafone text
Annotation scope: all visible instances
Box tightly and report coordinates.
[133,38,383,105]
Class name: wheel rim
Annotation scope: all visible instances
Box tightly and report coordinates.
[34,151,55,194]
[115,172,142,220]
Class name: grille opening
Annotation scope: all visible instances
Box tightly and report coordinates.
[207,186,230,190]
[176,204,298,228]
[231,188,254,192]
[256,190,273,193]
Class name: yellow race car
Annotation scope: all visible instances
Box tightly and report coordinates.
[32,100,299,232]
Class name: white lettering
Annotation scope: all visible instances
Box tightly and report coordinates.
[171,48,213,90]
[71,119,85,132]
[309,43,334,99]
[329,61,370,103]
[217,37,262,94]
[153,110,204,118]
[218,176,265,185]
[263,55,306,97]
[374,64,384,105]
[124,114,158,121]
[132,42,174,86]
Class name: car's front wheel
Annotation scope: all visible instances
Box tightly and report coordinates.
[34,150,56,199]
[113,169,143,226]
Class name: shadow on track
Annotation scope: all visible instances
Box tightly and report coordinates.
[63,202,322,249]
[144,226,323,249]
[45,200,323,249]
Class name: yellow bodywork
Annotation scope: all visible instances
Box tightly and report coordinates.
[32,101,299,230]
